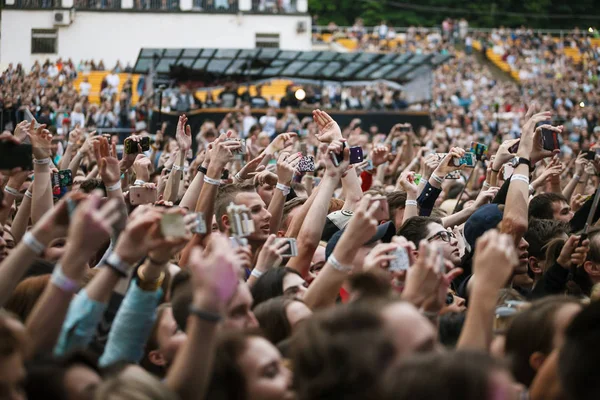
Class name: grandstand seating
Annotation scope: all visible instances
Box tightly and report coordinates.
[73,72,141,104]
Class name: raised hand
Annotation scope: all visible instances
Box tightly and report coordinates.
[570,194,588,213]
[340,194,381,247]
[472,229,518,291]
[574,152,587,176]
[530,124,561,164]
[176,114,192,153]
[188,233,240,309]
[402,241,463,312]
[68,125,82,146]
[255,234,289,272]
[421,153,440,179]
[516,107,552,161]
[472,186,500,208]
[324,139,350,179]
[236,153,266,181]
[370,145,390,167]
[120,135,143,172]
[13,121,29,142]
[211,132,241,169]
[94,137,120,186]
[67,192,121,257]
[557,235,590,269]
[133,154,152,182]
[396,170,419,197]
[254,170,278,187]
[27,120,52,160]
[276,151,301,185]
[312,109,342,143]
[363,242,399,272]
[492,139,520,170]
[267,132,297,153]
[434,147,466,177]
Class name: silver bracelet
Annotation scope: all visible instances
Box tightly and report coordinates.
[23,231,45,255]
[276,183,291,196]
[51,264,80,293]
[328,254,352,273]
[405,199,418,207]
[133,179,145,186]
[172,164,183,171]
[233,173,243,182]
[3,186,19,196]
[431,173,444,185]
[250,269,264,279]
[482,181,490,189]
[511,174,530,184]
[529,184,535,195]
[573,174,581,182]
[106,182,121,192]
[33,158,51,165]
[24,190,33,199]
[203,176,221,186]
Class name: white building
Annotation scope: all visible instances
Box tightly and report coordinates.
[1,0,311,68]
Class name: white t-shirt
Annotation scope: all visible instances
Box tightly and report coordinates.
[106,73,120,88]
[79,81,92,96]
[242,116,257,138]
[70,112,85,128]
[260,115,277,136]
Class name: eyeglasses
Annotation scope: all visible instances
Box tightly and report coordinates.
[427,230,456,243]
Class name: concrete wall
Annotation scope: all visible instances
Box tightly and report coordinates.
[1,9,312,68]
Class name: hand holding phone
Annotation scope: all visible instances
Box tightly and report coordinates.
[452,152,476,168]
[129,185,157,205]
[273,237,298,257]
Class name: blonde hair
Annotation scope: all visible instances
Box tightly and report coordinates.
[94,367,178,400]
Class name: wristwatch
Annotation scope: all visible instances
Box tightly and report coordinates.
[510,157,531,169]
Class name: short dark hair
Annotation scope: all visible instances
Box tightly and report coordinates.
[529,193,568,220]
[505,296,581,386]
[253,296,296,345]
[215,182,257,231]
[559,301,600,400]
[387,191,407,220]
[250,267,302,309]
[396,216,442,248]
[524,219,570,259]
[438,312,466,348]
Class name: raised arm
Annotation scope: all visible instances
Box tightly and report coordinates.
[287,142,347,278]
[441,186,499,228]
[166,234,239,400]
[303,194,379,310]
[26,193,120,356]
[457,230,518,351]
[29,122,54,225]
[268,151,301,234]
[563,154,586,201]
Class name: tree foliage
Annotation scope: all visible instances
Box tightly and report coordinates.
[309,0,600,30]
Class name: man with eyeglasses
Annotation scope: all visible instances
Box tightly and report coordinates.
[396,216,462,269]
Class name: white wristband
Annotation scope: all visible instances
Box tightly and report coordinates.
[328,254,352,273]
[529,184,535,194]
[482,181,490,189]
[250,269,264,279]
[431,173,444,184]
[276,183,291,196]
[134,179,145,186]
[4,186,19,196]
[33,158,51,165]
[106,182,121,192]
[511,174,530,184]
[51,264,80,293]
[573,174,581,182]
[233,173,243,183]
[405,200,418,207]
[24,190,33,199]
[106,252,132,276]
[23,231,45,255]
[172,164,183,171]
[203,176,221,186]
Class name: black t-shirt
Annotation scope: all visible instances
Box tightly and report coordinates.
[219,90,238,108]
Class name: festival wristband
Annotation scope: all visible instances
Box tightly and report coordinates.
[51,264,80,293]
[23,231,45,255]
[204,176,221,186]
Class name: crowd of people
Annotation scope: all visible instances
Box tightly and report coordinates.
[2,61,600,399]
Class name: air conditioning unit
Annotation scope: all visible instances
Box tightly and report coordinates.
[297,21,306,34]
[53,10,72,26]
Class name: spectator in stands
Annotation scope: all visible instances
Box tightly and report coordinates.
[251,85,268,108]
[170,84,198,113]
[241,105,257,138]
[70,102,86,129]
[260,107,278,136]
[105,69,119,96]
[219,82,239,108]
[78,76,92,97]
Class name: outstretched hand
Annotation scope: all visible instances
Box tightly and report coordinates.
[313,109,342,143]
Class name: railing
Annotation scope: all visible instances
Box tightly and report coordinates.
[312,25,597,39]
[2,0,304,12]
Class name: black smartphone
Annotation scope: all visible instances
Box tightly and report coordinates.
[349,147,364,164]
[330,142,347,167]
[541,130,559,151]
[124,137,151,154]
[584,150,596,161]
[399,126,410,133]
[0,142,33,170]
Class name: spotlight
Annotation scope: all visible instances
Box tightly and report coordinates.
[580,101,586,108]
[589,27,594,33]
[295,89,306,101]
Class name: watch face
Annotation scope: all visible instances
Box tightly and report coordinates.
[510,157,519,168]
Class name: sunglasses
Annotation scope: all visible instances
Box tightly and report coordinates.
[428,230,456,243]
